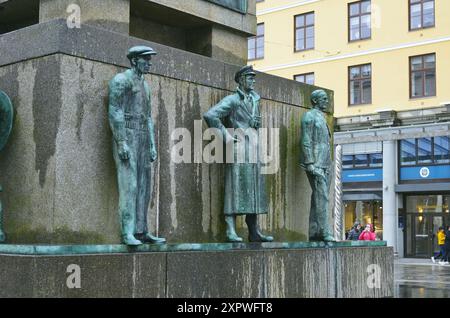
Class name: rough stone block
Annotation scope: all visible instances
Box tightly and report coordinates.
[166,250,265,298]
[334,247,394,298]
[39,0,130,34]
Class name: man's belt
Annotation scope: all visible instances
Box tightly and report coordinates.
[124,113,148,130]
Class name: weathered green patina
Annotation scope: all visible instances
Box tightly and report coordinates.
[203,0,248,13]
[0,240,388,255]
[0,90,13,243]
[109,46,166,246]
[0,91,13,153]
[204,66,273,243]
[0,187,4,243]
[300,89,335,242]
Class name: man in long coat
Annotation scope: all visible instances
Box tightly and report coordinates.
[300,89,335,242]
[204,66,273,243]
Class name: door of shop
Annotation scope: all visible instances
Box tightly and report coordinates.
[407,214,450,258]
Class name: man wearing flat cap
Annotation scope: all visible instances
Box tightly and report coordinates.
[203,66,273,243]
[109,46,166,246]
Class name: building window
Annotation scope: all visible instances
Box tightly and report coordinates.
[409,0,435,30]
[348,0,371,41]
[369,153,383,167]
[434,136,450,164]
[294,72,315,85]
[354,154,369,168]
[400,137,450,166]
[400,139,417,166]
[349,64,372,105]
[417,137,433,164]
[295,12,314,52]
[410,53,436,98]
[344,201,383,240]
[343,155,354,169]
[248,23,264,60]
[342,153,383,169]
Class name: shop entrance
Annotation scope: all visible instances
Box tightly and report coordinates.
[405,195,450,258]
[407,214,450,258]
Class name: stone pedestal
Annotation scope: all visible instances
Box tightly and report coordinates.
[1,0,256,64]
[0,242,394,298]
[39,0,130,33]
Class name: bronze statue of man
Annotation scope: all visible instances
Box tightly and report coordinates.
[204,66,273,243]
[300,89,335,242]
[0,90,13,243]
[109,46,166,246]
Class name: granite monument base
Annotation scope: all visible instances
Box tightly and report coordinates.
[0,242,393,298]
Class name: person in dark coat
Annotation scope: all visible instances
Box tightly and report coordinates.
[347,221,361,241]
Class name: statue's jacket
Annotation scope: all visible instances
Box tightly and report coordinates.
[108,69,155,169]
[204,88,268,215]
[108,69,156,234]
[300,108,332,170]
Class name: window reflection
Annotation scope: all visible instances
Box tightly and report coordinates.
[406,195,449,213]
[418,138,432,164]
[342,153,383,169]
[434,136,450,164]
[401,139,416,166]
[345,201,383,239]
[400,137,450,166]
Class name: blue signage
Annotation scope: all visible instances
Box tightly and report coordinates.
[343,168,383,183]
[400,165,450,181]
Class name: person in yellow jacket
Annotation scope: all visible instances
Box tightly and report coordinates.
[431,227,446,263]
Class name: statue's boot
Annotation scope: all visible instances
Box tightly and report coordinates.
[0,231,5,243]
[122,234,143,246]
[225,216,243,242]
[323,234,336,242]
[246,215,274,242]
[136,233,166,244]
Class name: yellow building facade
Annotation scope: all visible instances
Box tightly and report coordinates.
[251,0,450,117]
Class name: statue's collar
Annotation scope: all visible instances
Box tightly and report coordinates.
[130,69,144,81]
[236,87,260,101]
[312,107,325,115]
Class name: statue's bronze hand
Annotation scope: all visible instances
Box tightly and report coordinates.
[306,164,315,174]
[252,116,261,128]
[118,141,130,161]
[150,148,157,162]
[225,132,239,144]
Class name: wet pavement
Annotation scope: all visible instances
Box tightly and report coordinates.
[395,258,450,298]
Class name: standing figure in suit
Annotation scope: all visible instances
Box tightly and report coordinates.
[300,89,335,242]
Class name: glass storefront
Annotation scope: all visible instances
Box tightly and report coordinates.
[405,194,450,258]
[344,200,383,239]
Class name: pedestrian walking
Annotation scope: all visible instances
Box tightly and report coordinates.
[439,225,450,266]
[431,227,446,263]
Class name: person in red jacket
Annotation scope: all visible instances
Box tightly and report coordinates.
[359,224,376,241]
